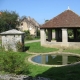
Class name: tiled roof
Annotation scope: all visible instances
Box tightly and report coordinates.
[21,17,40,27]
[41,10,80,28]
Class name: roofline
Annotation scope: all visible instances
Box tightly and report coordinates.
[0,33,24,35]
[41,26,80,29]
[41,9,80,28]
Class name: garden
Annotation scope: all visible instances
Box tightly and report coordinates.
[0,41,80,80]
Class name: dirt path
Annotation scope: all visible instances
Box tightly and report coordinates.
[25,40,40,43]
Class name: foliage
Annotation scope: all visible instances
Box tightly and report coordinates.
[25,42,58,53]
[68,29,80,39]
[0,52,28,74]
[20,16,27,20]
[16,41,24,52]
[24,30,34,40]
[26,35,34,40]
[0,10,19,32]
[68,29,73,36]
[24,30,30,36]
[37,30,40,37]
[77,29,80,39]
[68,29,74,39]
[77,29,80,32]
[45,20,49,22]
[52,29,55,32]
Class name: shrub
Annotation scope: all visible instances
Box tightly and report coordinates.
[24,30,34,40]
[37,30,40,37]
[0,52,28,74]
[16,41,24,52]
[26,35,34,40]
[24,30,30,36]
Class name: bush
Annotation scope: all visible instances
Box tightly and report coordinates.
[16,41,24,52]
[24,30,30,36]
[24,30,34,40]
[26,35,34,40]
[0,52,28,74]
[37,30,40,37]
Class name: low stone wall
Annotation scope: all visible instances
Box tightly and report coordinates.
[42,41,80,49]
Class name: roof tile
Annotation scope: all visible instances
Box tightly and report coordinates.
[41,10,80,28]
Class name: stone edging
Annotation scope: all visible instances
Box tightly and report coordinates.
[28,51,80,67]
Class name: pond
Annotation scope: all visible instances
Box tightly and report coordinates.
[31,53,80,65]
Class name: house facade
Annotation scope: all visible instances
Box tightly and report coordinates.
[40,9,80,49]
[18,17,40,36]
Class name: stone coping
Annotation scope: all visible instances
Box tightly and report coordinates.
[28,52,80,67]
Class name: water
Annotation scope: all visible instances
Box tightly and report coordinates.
[32,54,80,65]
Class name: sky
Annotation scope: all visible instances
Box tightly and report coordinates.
[0,0,80,24]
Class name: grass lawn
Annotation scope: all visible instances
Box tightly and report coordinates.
[63,49,80,54]
[28,64,80,80]
[25,37,40,41]
[25,42,58,53]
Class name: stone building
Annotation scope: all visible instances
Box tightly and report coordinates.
[0,29,24,52]
[18,17,40,36]
[40,9,80,49]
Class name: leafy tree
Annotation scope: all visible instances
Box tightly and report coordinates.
[20,16,27,20]
[0,10,19,32]
[45,20,49,22]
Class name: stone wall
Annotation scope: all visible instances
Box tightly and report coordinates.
[42,41,80,49]
[2,34,24,52]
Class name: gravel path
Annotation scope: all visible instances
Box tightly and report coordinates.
[25,40,40,43]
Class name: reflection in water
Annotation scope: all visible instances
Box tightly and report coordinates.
[62,55,68,65]
[32,54,80,65]
[41,55,46,64]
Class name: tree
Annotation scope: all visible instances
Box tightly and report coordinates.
[0,10,19,32]
[45,20,49,22]
[20,16,27,20]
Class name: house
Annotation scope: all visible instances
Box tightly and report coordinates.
[18,17,40,36]
[40,8,80,49]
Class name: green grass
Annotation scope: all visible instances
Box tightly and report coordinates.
[25,37,40,41]
[25,42,58,53]
[63,49,80,54]
[38,64,80,80]
[27,63,49,77]
[52,29,55,32]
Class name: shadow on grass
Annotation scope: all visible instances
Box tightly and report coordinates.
[24,46,30,52]
[36,64,80,80]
